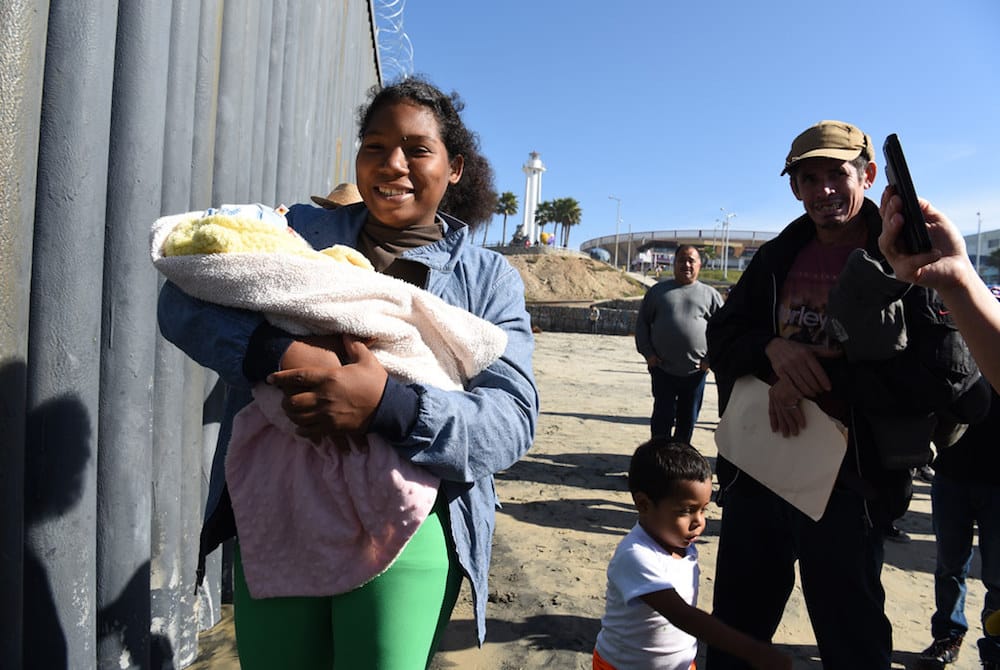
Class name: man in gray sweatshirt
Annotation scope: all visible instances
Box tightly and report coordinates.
[634,244,723,443]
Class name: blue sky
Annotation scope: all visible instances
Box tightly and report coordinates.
[379,1,999,250]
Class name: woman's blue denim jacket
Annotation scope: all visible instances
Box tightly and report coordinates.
[157,203,539,644]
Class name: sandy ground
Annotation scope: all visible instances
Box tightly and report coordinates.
[191,332,988,669]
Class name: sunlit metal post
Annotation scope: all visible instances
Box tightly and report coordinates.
[717,209,736,279]
[627,219,633,271]
[711,227,718,268]
[609,195,622,268]
[976,211,983,274]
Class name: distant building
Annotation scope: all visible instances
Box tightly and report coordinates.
[632,246,674,270]
[963,228,1000,284]
[581,229,776,271]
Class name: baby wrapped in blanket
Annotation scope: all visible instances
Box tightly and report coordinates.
[151,204,507,598]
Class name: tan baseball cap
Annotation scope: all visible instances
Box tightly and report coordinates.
[310,182,362,209]
[781,120,874,175]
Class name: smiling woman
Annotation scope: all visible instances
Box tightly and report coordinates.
[156,75,539,669]
[355,77,497,229]
[355,101,463,230]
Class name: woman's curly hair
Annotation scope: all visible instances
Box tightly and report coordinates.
[357,75,497,227]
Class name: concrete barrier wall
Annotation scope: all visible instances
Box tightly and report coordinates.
[527,303,640,336]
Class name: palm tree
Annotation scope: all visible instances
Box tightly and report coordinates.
[494,191,518,246]
[532,198,581,247]
[477,189,499,247]
[551,197,582,248]
[534,200,556,244]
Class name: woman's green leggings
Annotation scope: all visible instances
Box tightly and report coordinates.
[232,499,463,669]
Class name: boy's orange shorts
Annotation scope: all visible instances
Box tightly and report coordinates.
[592,649,616,670]
[592,649,695,670]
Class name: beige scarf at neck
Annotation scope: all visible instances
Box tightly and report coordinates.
[357,216,445,273]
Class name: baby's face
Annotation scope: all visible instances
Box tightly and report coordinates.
[638,479,712,558]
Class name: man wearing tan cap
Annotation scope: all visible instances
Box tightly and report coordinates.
[310,182,362,209]
[704,121,980,668]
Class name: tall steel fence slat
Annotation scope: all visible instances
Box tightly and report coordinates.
[96,2,173,667]
[234,2,259,204]
[249,2,273,202]
[260,0,288,206]
[162,0,200,214]
[274,0,302,201]
[0,1,51,666]
[304,0,328,195]
[188,0,227,633]
[25,1,120,667]
[179,360,210,640]
[198,372,226,619]
[191,0,223,213]
[213,1,248,205]
[153,0,202,663]
[328,0,353,187]
[295,2,320,199]
[14,1,380,666]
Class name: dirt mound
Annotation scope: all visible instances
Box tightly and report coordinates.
[504,252,648,303]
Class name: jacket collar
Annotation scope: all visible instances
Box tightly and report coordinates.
[330,204,471,273]
[398,210,471,273]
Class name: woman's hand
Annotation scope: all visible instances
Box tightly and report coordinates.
[268,335,388,442]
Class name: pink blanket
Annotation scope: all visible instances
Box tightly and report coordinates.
[226,384,440,598]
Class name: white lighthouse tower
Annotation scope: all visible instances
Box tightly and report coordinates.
[518,151,546,244]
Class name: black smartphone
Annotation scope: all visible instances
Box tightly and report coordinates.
[883,133,932,253]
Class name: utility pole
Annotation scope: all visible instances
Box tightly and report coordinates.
[710,226,718,269]
[626,219,633,271]
[717,208,736,280]
[976,211,983,274]
[609,195,622,268]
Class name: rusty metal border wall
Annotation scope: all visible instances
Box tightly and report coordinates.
[0,1,380,667]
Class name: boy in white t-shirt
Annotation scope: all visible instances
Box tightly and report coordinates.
[594,439,791,670]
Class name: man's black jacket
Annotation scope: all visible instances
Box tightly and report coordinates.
[707,198,981,522]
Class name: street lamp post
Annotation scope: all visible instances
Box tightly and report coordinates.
[711,227,718,269]
[976,211,983,274]
[717,209,736,280]
[627,219,633,271]
[609,195,622,268]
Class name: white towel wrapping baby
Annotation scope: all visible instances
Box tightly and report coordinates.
[151,204,508,598]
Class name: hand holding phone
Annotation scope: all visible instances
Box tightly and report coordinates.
[883,134,932,253]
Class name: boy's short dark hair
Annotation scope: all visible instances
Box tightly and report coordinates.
[628,438,712,503]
